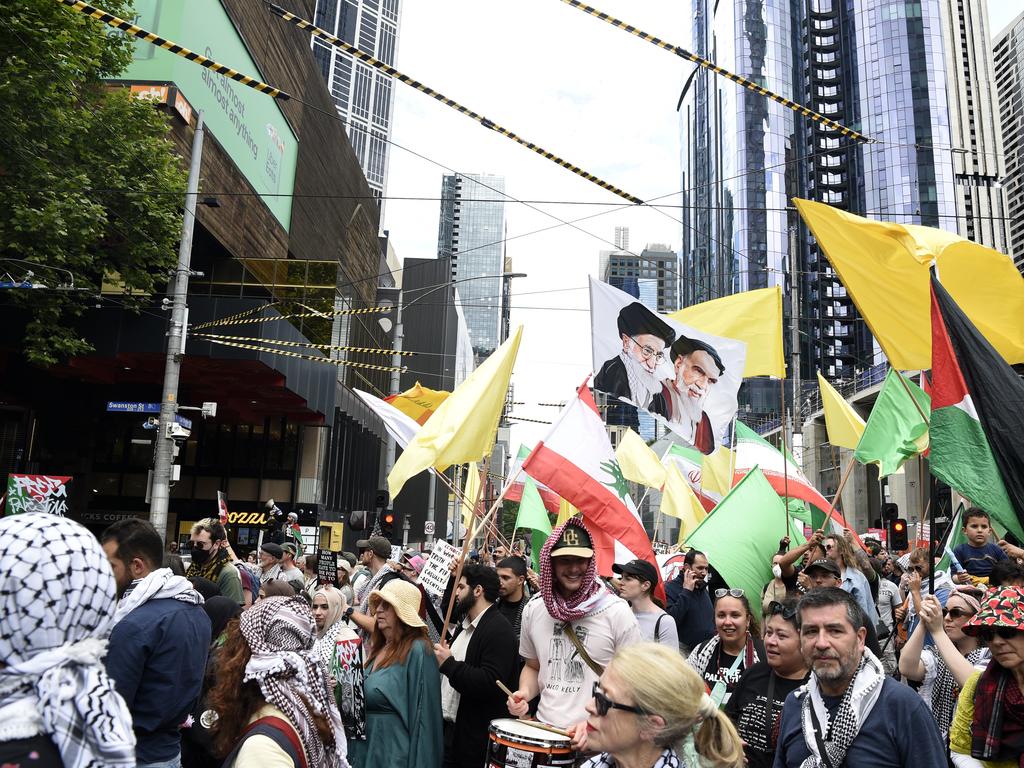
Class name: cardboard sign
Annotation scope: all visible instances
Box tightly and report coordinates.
[317,549,338,588]
[419,540,461,597]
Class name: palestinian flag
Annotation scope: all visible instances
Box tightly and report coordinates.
[288,522,304,548]
[929,277,1024,541]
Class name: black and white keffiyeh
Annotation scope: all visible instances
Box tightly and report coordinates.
[355,563,397,613]
[241,595,349,768]
[112,566,203,626]
[0,512,135,767]
[582,747,682,768]
[796,649,886,768]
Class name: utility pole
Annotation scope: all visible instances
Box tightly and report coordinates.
[789,225,802,433]
[150,111,204,541]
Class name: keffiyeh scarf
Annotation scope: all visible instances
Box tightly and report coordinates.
[929,646,987,737]
[0,512,135,768]
[582,747,682,768]
[796,649,886,768]
[540,517,615,623]
[186,547,230,583]
[687,633,760,683]
[112,566,203,626]
[356,564,397,613]
[241,595,349,768]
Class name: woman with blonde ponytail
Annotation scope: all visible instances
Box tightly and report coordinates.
[579,642,744,768]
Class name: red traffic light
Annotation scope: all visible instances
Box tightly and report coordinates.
[384,512,395,525]
[894,521,905,531]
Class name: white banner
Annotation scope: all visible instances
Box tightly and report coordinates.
[419,540,461,597]
[589,278,746,454]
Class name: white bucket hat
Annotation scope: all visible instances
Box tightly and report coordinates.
[368,578,426,628]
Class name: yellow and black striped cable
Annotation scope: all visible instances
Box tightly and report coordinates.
[265,3,643,204]
[192,333,415,356]
[560,0,874,144]
[57,0,289,99]
[193,304,391,330]
[196,336,406,372]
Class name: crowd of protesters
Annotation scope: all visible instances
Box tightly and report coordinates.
[6,505,1024,768]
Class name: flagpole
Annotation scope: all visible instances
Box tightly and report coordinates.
[892,368,931,425]
[428,465,512,550]
[441,467,524,641]
[817,457,856,535]
[780,382,790,536]
[650,442,673,543]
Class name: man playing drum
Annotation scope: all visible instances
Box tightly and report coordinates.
[507,517,642,739]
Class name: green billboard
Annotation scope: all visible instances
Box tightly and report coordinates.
[121,0,297,230]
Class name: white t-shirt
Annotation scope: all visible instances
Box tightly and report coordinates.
[519,595,642,728]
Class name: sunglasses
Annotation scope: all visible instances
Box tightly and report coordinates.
[715,588,745,599]
[943,608,975,620]
[592,683,645,717]
[768,601,798,620]
[977,626,1021,642]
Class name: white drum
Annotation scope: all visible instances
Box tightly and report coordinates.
[486,718,577,768]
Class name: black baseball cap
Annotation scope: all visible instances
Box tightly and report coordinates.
[804,558,841,577]
[260,542,283,559]
[613,559,659,586]
[549,523,594,559]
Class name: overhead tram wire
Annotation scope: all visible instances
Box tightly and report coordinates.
[557,0,874,145]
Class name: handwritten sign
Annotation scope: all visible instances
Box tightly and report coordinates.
[6,474,72,516]
[317,549,338,588]
[419,540,461,598]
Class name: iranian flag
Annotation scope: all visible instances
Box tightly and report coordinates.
[505,444,562,514]
[522,380,664,601]
[929,277,1024,541]
[733,421,856,539]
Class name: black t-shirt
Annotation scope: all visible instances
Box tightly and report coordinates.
[497,596,524,626]
[724,662,808,768]
[0,736,63,768]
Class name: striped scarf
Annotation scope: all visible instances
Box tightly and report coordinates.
[971,657,1024,762]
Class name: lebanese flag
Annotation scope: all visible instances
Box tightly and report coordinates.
[732,421,859,544]
[929,277,1024,540]
[522,379,664,602]
[504,444,562,514]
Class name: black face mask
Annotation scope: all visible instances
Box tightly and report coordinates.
[191,546,213,565]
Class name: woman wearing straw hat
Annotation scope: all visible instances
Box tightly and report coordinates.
[581,642,744,768]
[347,579,443,768]
[950,586,1024,767]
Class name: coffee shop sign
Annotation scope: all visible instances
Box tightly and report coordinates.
[226,511,269,526]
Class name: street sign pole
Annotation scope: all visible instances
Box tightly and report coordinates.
[150,110,204,541]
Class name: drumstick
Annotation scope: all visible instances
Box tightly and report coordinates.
[516,719,573,738]
[496,679,518,699]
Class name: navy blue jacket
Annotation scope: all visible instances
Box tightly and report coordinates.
[665,577,715,652]
[106,598,211,763]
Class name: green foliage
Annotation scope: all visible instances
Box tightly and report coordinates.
[0,0,188,365]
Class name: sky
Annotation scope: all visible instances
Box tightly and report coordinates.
[381,0,1024,453]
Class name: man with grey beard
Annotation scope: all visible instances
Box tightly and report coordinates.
[594,301,676,409]
[773,588,945,768]
[651,334,723,453]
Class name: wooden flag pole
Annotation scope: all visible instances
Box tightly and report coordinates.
[892,368,931,425]
[428,466,512,550]
[817,456,856,535]
[441,467,524,642]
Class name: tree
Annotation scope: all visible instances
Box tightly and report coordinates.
[0,0,188,365]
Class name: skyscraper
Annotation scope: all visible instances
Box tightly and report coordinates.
[311,0,401,198]
[436,173,508,365]
[995,11,1024,270]
[938,0,1010,252]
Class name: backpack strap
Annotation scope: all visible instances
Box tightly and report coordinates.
[654,613,665,643]
[223,716,308,768]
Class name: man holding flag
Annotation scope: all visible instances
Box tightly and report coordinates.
[506,517,641,735]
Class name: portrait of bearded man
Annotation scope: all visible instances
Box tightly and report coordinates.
[650,335,724,454]
[593,302,676,409]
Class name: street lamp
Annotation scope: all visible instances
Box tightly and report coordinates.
[385,270,527,544]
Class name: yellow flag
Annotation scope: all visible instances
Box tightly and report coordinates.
[661,464,707,542]
[556,498,577,527]
[386,382,449,425]
[670,286,784,378]
[461,462,480,532]
[615,429,667,489]
[817,371,866,450]
[794,198,1024,368]
[701,447,734,496]
[388,326,523,499]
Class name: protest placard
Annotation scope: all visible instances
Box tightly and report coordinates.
[317,549,338,588]
[419,540,461,597]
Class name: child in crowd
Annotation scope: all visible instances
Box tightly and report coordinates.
[953,508,1007,585]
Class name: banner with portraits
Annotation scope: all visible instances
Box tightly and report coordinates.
[589,278,745,454]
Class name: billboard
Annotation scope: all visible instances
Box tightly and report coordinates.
[120,0,297,230]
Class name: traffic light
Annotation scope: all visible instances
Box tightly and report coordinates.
[348,509,368,532]
[380,510,395,541]
[882,503,899,522]
[887,518,909,551]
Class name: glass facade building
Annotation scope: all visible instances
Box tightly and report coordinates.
[995,11,1024,270]
[436,173,508,365]
[311,0,401,198]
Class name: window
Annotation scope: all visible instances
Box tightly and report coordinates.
[351,63,372,119]
[372,76,391,127]
[359,9,377,53]
[378,23,396,65]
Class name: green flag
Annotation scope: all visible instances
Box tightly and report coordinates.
[853,369,930,477]
[685,467,805,621]
[515,477,552,572]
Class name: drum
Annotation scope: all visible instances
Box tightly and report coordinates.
[486,718,577,768]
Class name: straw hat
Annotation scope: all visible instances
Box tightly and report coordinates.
[368,579,426,628]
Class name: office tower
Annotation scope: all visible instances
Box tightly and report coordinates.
[601,243,680,314]
[436,173,508,365]
[938,1,1010,252]
[311,0,401,198]
[995,11,1024,270]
